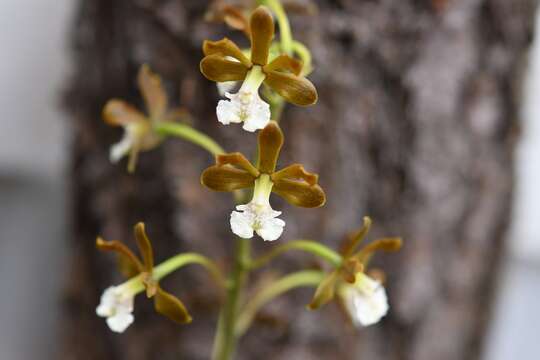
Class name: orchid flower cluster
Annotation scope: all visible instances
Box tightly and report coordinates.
[96,1,402,359]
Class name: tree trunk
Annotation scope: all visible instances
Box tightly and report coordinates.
[61,0,535,359]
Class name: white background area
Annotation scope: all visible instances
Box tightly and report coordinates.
[482,8,540,360]
[0,1,538,359]
[0,1,72,359]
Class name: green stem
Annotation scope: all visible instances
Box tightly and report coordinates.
[249,240,342,269]
[292,41,312,75]
[235,270,325,336]
[260,0,293,55]
[154,122,225,156]
[212,238,251,360]
[122,252,226,293]
[258,0,294,121]
[270,100,286,122]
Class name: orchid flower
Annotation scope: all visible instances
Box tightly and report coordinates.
[308,217,402,327]
[96,223,192,332]
[200,6,318,132]
[201,121,325,241]
[103,65,186,172]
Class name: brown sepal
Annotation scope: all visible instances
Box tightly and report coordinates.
[257,121,284,173]
[217,152,260,177]
[154,286,192,324]
[134,222,154,273]
[96,237,144,275]
[137,64,167,120]
[264,55,303,76]
[271,164,318,185]
[200,54,250,83]
[202,38,252,68]
[264,71,318,106]
[204,4,251,36]
[307,271,338,310]
[340,216,372,258]
[222,6,251,36]
[103,99,146,127]
[272,179,326,208]
[249,6,274,65]
[353,237,403,265]
[201,165,256,192]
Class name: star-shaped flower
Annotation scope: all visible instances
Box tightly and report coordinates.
[201,121,325,241]
[200,6,318,132]
[308,217,402,327]
[103,64,186,172]
[96,222,192,333]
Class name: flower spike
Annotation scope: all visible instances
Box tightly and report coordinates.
[200,6,318,132]
[96,222,192,333]
[308,218,402,327]
[201,122,325,241]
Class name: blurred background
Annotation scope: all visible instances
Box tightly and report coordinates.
[0,0,539,359]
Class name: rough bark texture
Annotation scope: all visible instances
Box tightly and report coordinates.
[61,0,535,359]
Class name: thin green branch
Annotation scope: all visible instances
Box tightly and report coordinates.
[121,252,226,292]
[250,240,342,269]
[235,270,325,336]
[153,252,225,287]
[259,0,293,55]
[154,122,225,156]
[292,40,313,75]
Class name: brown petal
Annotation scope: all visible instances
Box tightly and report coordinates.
[200,54,249,83]
[257,121,283,174]
[273,179,326,208]
[201,165,256,192]
[264,71,318,106]
[216,152,260,177]
[340,217,371,258]
[353,237,403,265]
[250,6,274,65]
[103,99,146,126]
[203,38,252,68]
[134,222,154,273]
[264,55,302,75]
[154,286,192,324]
[96,237,144,275]
[137,64,167,120]
[308,271,338,310]
[223,6,251,36]
[271,164,318,185]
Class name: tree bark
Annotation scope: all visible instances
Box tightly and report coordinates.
[61,0,535,359]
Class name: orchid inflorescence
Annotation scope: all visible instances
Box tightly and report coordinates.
[96,2,402,359]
